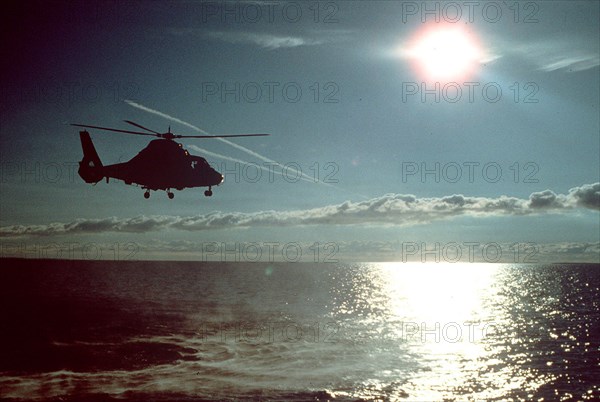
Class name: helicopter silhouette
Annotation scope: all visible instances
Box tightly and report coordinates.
[73,121,269,199]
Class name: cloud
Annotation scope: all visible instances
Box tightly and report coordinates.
[528,189,565,209]
[166,26,329,50]
[0,216,175,238]
[444,33,599,73]
[1,184,598,238]
[133,240,600,263]
[2,238,596,262]
[206,31,324,49]
[567,182,600,210]
[539,56,600,72]
[512,39,600,72]
[538,241,600,256]
[168,26,351,50]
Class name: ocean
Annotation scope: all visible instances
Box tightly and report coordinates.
[0,259,599,401]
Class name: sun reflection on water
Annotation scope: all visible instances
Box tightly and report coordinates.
[373,263,501,399]
[332,262,582,400]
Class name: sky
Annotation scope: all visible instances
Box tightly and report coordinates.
[0,0,598,262]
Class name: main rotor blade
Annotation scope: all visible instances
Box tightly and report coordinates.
[71,123,157,137]
[123,120,160,134]
[177,133,270,138]
[72,123,269,139]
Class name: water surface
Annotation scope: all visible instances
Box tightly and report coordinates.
[1,259,598,400]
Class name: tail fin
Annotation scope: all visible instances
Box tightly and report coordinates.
[78,131,104,183]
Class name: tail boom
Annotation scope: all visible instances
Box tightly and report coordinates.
[78,131,104,183]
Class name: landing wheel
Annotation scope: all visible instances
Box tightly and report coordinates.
[167,191,174,199]
[144,190,150,199]
[204,189,213,197]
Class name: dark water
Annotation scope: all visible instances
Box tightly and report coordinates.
[1,259,599,401]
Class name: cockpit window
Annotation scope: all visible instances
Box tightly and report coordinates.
[191,156,210,169]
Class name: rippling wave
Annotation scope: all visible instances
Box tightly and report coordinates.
[1,259,598,400]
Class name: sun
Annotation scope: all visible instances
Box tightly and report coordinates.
[403,24,483,82]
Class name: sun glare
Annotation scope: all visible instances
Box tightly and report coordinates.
[403,24,484,82]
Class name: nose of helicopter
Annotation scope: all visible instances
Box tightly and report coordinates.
[213,170,224,185]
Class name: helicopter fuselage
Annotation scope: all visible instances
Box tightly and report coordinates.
[105,139,223,190]
[78,131,223,198]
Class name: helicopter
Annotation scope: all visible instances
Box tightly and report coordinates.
[72,121,269,199]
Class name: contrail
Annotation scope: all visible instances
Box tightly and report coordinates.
[125,100,313,182]
[187,145,258,166]
[187,144,321,185]
[124,100,208,134]
[124,100,368,198]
